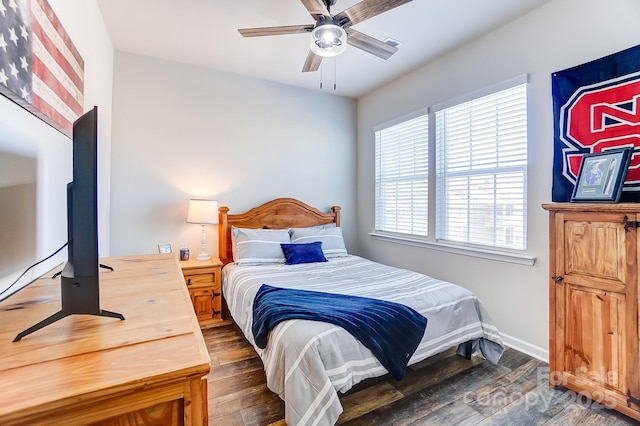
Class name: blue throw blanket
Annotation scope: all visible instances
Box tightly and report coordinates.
[252,284,428,380]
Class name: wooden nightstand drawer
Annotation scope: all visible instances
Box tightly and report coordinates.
[184,272,216,288]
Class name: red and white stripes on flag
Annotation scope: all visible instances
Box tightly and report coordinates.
[31,0,84,133]
[0,0,84,136]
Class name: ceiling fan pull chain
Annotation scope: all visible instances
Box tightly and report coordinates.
[320,62,323,89]
[334,58,337,91]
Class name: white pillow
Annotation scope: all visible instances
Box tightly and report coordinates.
[287,223,336,236]
[289,226,347,258]
[231,227,291,265]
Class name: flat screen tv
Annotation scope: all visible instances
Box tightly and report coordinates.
[14,106,124,342]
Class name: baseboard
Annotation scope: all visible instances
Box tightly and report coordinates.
[500,332,549,363]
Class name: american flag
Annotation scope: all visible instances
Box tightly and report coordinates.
[0,0,83,137]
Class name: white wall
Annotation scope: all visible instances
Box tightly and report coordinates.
[109,52,357,258]
[356,0,640,359]
[49,0,115,255]
[0,0,113,298]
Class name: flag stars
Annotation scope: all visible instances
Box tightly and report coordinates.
[9,61,18,78]
[19,56,28,71]
[20,86,28,100]
[20,24,29,41]
[0,68,8,86]
[8,27,18,45]
[8,0,17,13]
[0,34,7,53]
[0,0,6,17]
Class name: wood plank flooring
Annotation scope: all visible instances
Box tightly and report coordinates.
[204,323,638,425]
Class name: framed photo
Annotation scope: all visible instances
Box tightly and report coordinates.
[571,148,632,203]
[158,244,172,254]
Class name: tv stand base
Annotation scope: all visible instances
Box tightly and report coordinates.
[14,309,124,342]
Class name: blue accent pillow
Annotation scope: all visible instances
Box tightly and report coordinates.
[280,242,328,265]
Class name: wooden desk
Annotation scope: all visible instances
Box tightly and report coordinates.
[0,254,210,425]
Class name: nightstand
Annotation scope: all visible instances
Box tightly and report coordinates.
[180,257,223,328]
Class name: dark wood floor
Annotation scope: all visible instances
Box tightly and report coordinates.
[203,323,638,425]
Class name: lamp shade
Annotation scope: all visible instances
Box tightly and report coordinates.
[187,199,219,224]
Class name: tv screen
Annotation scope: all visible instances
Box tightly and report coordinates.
[12,106,123,342]
[0,152,37,284]
[60,106,101,313]
[0,94,69,305]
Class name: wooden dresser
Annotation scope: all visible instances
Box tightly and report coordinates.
[543,203,640,421]
[0,254,210,425]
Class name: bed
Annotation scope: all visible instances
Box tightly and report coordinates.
[218,198,504,426]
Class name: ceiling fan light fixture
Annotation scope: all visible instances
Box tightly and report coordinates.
[310,19,347,57]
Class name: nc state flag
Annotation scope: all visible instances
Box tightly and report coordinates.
[552,44,640,202]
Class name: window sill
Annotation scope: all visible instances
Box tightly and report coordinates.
[368,232,536,266]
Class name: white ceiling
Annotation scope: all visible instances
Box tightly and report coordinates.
[96,0,550,99]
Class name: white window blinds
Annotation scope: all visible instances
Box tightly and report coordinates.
[374,111,429,237]
[435,80,528,251]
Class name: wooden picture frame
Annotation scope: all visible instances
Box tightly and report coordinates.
[158,244,172,254]
[571,148,632,203]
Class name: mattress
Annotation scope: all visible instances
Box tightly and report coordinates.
[222,255,504,426]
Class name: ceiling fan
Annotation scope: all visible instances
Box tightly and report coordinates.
[238,0,413,72]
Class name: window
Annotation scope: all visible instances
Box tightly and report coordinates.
[434,77,528,251]
[374,110,429,237]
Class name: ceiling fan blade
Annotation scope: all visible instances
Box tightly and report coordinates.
[300,0,331,20]
[302,50,323,72]
[335,0,413,27]
[238,24,314,37]
[346,28,398,60]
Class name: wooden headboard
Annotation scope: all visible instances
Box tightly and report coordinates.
[218,198,341,266]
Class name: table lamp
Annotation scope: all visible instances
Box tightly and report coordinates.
[187,199,219,261]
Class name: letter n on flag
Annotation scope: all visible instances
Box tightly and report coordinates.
[0,0,84,137]
[552,45,640,202]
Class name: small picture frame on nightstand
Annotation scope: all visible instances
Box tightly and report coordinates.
[158,244,172,254]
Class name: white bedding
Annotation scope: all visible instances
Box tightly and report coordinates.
[222,255,504,426]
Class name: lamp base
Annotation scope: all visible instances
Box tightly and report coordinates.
[196,252,211,260]
[196,252,211,261]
